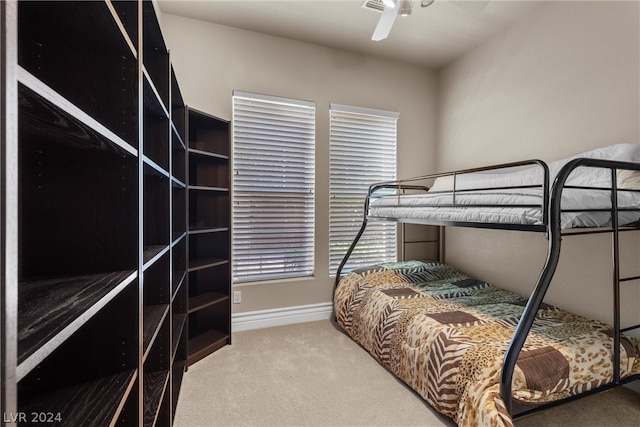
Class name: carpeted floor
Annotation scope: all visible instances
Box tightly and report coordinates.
[174,320,640,427]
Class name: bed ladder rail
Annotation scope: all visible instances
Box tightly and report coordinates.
[606,164,640,385]
[611,165,622,384]
[588,163,640,385]
[501,158,640,415]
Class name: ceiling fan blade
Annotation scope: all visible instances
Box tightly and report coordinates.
[371,4,399,41]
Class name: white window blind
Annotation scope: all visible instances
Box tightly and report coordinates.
[329,104,398,275]
[232,91,315,283]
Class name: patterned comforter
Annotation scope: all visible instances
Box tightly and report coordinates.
[334,261,640,426]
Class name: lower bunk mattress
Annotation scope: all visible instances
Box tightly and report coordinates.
[333,261,640,427]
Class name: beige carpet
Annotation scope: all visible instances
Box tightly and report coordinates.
[174,320,640,427]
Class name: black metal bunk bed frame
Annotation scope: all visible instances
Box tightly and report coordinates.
[334,157,640,419]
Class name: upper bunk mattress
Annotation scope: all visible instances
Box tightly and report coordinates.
[368,144,640,229]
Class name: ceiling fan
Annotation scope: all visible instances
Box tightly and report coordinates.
[367,0,435,41]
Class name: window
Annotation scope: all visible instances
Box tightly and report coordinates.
[232,91,315,283]
[329,104,398,275]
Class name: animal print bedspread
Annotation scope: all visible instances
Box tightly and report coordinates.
[334,261,640,426]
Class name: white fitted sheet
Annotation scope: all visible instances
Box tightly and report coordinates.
[368,144,640,229]
[368,188,640,229]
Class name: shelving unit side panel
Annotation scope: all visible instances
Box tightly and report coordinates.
[1,0,19,419]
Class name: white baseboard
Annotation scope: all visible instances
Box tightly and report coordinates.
[232,302,334,332]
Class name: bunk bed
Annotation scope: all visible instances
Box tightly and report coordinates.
[333,144,640,426]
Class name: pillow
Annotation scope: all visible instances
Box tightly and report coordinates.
[428,165,541,192]
[426,144,640,192]
[429,176,454,192]
[549,144,640,188]
[617,169,640,190]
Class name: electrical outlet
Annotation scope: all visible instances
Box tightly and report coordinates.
[233,290,241,304]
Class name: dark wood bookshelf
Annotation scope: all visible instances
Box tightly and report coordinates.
[18,1,139,144]
[170,66,186,140]
[168,53,188,423]
[187,108,231,365]
[173,270,187,298]
[171,314,187,359]
[143,304,170,358]
[188,147,229,160]
[171,361,186,417]
[172,146,187,184]
[2,1,188,424]
[18,81,135,156]
[189,226,230,234]
[188,292,229,313]
[142,0,169,109]
[144,245,170,265]
[20,369,137,427]
[189,258,229,272]
[17,270,135,368]
[187,111,230,155]
[143,370,170,427]
[187,330,229,365]
[143,77,170,173]
[189,185,229,192]
[109,0,138,51]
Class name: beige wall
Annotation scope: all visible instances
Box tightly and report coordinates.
[160,13,438,313]
[438,1,640,325]
[438,1,639,169]
[161,1,640,324]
